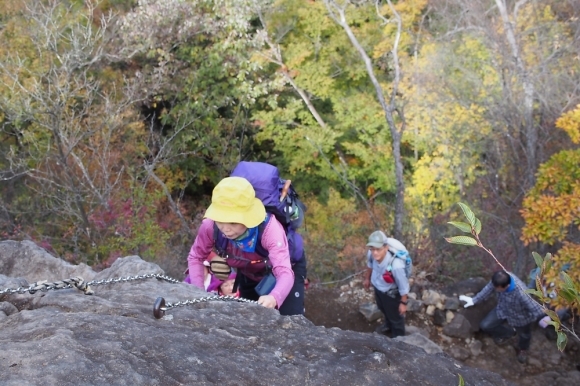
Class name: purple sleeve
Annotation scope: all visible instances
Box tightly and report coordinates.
[260,216,294,307]
[187,218,215,289]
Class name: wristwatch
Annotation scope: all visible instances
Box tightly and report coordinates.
[400,300,408,305]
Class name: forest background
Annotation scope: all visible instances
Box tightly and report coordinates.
[0,0,579,290]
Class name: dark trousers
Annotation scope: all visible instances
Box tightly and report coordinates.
[374,287,405,338]
[238,255,307,316]
[480,307,532,350]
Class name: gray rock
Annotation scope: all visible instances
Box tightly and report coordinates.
[448,346,471,361]
[446,310,455,323]
[525,370,580,386]
[0,241,514,386]
[433,309,446,326]
[444,297,461,310]
[469,339,483,357]
[394,332,443,354]
[407,298,423,313]
[0,301,18,316]
[442,277,488,297]
[406,325,430,338]
[461,296,497,333]
[443,313,473,339]
[359,302,382,322]
[422,289,442,305]
[426,304,436,316]
[0,240,96,282]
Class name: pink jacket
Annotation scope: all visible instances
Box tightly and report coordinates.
[187,215,294,308]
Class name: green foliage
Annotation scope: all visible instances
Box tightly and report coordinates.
[254,0,427,201]
[445,203,481,247]
[302,188,361,281]
[0,0,171,266]
[118,0,277,188]
[0,0,579,310]
[404,36,495,227]
[445,236,477,246]
[526,252,573,351]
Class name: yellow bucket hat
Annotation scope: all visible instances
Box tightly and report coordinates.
[204,177,266,228]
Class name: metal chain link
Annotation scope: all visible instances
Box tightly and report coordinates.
[0,273,181,296]
[166,295,258,309]
[87,273,181,287]
[0,273,257,319]
[153,295,259,319]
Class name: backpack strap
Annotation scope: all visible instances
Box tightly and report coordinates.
[213,223,228,257]
[254,220,269,260]
[232,268,242,294]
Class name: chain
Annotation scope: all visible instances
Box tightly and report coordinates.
[166,295,258,309]
[0,273,256,319]
[87,273,181,287]
[153,295,259,319]
[0,273,181,296]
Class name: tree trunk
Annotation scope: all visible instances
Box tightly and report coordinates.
[324,0,406,238]
[495,0,537,189]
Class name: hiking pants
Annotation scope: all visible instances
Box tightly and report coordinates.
[480,307,532,350]
[238,255,307,316]
[374,287,405,338]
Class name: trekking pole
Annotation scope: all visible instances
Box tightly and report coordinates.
[153,296,259,319]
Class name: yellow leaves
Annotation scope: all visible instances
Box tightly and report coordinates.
[372,0,428,59]
[520,193,574,245]
[521,147,580,245]
[367,185,376,198]
[555,104,580,144]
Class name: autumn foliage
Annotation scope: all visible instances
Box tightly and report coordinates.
[1,0,580,283]
[521,105,580,304]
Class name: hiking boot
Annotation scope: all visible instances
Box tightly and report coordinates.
[516,349,528,364]
[493,333,516,346]
[375,323,391,335]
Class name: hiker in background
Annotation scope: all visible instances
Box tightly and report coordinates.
[363,230,410,338]
[217,272,239,297]
[205,272,239,297]
[186,176,306,316]
[460,270,546,364]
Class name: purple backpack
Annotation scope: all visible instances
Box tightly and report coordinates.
[215,161,306,262]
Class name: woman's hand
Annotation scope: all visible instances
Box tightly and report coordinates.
[258,294,277,309]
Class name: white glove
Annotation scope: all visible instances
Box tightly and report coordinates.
[459,295,474,308]
[538,315,551,328]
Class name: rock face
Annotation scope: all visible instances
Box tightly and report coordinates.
[0,241,514,386]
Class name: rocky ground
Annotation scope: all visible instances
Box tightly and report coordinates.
[304,276,580,386]
[1,241,515,386]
